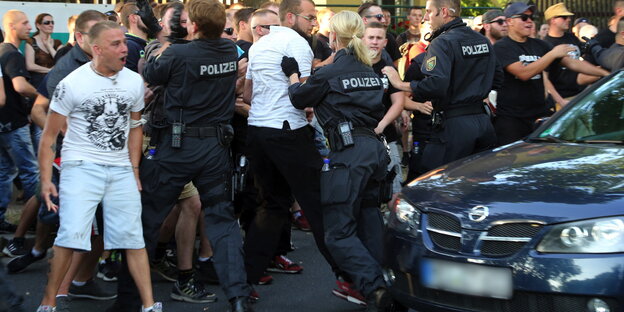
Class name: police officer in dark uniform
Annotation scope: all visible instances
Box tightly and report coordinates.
[113,0,252,311]
[282,11,392,312]
[383,0,501,172]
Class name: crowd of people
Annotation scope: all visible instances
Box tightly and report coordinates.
[0,0,622,311]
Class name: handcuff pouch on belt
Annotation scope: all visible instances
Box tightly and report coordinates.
[216,124,234,147]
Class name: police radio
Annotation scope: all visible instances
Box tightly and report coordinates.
[171,122,184,148]
[338,121,354,147]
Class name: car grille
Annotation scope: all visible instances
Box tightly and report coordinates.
[427,213,461,252]
[394,274,621,312]
[425,212,543,257]
[479,223,543,257]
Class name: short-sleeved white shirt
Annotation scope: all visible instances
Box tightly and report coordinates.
[246,26,313,130]
[50,62,144,166]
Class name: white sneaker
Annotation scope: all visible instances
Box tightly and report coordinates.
[141,302,162,312]
[36,306,56,312]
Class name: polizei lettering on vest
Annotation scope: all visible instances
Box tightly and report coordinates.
[462,43,489,56]
[342,77,381,90]
[199,61,237,76]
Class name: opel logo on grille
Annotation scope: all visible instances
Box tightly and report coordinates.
[469,205,489,222]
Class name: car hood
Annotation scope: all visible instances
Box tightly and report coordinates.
[403,142,624,229]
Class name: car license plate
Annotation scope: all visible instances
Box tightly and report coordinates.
[420,258,512,299]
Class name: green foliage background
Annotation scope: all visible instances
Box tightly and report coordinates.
[461,0,505,16]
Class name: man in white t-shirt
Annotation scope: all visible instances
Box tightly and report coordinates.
[37,21,160,312]
[242,0,343,296]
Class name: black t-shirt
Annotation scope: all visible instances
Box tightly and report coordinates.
[0,43,31,133]
[543,33,585,98]
[54,43,73,63]
[311,35,332,61]
[494,36,556,118]
[595,28,615,49]
[317,33,329,46]
[236,40,252,60]
[385,32,402,62]
[372,58,401,143]
[125,33,147,73]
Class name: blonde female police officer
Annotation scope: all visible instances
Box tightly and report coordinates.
[281,10,392,311]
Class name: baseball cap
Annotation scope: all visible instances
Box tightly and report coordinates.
[544,3,574,21]
[504,2,536,18]
[483,9,505,24]
[574,17,590,26]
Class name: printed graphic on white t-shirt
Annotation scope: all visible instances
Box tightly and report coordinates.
[50,62,144,166]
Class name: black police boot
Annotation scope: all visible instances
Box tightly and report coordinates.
[365,287,392,312]
[230,296,254,312]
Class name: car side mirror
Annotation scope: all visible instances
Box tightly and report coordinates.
[533,117,550,131]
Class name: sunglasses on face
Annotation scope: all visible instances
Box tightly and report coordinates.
[511,14,534,22]
[255,24,279,30]
[42,20,54,25]
[295,13,317,22]
[365,14,384,21]
[556,15,572,20]
[489,19,506,25]
[223,27,234,35]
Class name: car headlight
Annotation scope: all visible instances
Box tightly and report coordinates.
[537,217,624,253]
[388,197,421,236]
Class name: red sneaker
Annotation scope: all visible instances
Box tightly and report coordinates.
[257,274,273,285]
[266,255,303,274]
[292,211,311,231]
[249,288,259,302]
[331,277,366,306]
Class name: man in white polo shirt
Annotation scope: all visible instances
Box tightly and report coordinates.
[242,0,342,296]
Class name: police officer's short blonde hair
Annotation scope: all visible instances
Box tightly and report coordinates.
[187,0,226,40]
[330,10,373,67]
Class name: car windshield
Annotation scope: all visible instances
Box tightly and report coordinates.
[536,71,624,144]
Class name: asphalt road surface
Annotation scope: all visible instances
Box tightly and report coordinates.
[2,230,379,312]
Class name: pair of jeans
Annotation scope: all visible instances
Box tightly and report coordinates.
[0,125,40,221]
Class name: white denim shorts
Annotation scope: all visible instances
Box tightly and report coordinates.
[54,160,145,251]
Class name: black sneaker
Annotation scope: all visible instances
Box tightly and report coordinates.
[151,258,178,282]
[3,237,27,257]
[170,277,217,303]
[7,251,46,273]
[97,258,120,282]
[196,259,219,285]
[68,279,117,300]
[0,220,17,234]
[56,296,71,312]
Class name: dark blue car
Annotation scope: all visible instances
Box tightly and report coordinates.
[384,70,624,312]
